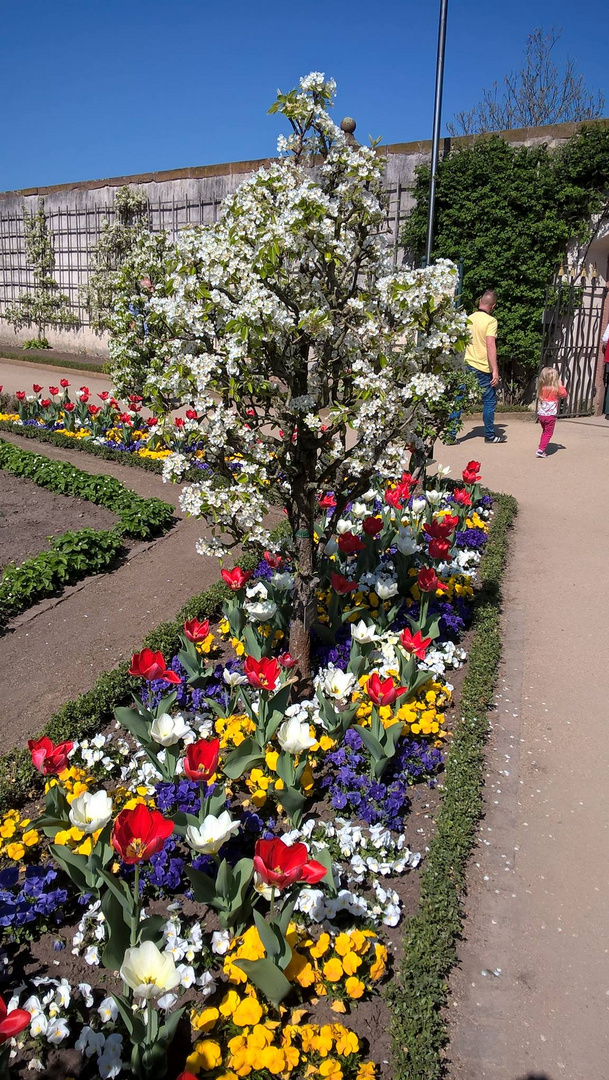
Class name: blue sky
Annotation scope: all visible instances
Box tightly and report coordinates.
[1,0,608,192]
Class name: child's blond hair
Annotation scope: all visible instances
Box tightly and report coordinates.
[537,366,561,397]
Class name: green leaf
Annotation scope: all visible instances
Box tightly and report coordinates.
[223,739,265,780]
[49,844,91,893]
[101,889,131,971]
[233,958,293,1007]
[356,725,385,761]
[112,994,146,1043]
[185,865,219,905]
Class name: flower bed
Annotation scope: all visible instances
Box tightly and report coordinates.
[0,439,174,624]
[0,380,208,470]
[0,460,496,1080]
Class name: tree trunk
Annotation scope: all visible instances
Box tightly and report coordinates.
[288,449,317,696]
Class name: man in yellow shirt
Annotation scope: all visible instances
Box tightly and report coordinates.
[465,289,506,443]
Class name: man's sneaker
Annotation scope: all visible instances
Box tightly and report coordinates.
[485,434,507,443]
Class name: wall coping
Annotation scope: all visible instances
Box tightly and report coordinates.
[1,118,608,201]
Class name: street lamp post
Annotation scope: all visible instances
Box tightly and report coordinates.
[424,0,449,266]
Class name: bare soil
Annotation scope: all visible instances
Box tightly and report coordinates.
[0,471,118,571]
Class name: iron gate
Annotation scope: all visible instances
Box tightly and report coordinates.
[540,280,608,417]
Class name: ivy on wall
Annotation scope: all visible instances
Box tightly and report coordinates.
[402,124,609,397]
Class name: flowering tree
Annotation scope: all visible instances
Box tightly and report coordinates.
[111,73,469,680]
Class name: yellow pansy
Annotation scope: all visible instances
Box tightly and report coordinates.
[0,820,16,839]
[246,1025,273,1049]
[345,976,365,999]
[259,1047,287,1072]
[232,997,263,1027]
[322,958,343,982]
[192,1006,219,1032]
[311,1026,335,1056]
[194,1039,223,1070]
[333,933,352,957]
[355,1064,377,1079]
[265,751,279,771]
[219,990,242,1017]
[6,842,25,860]
[341,951,362,976]
[318,1059,343,1079]
[369,943,388,981]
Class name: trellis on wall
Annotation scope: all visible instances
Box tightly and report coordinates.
[0,181,409,328]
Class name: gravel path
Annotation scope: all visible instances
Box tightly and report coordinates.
[438,414,609,1080]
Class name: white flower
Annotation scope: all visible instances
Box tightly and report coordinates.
[186,812,240,855]
[84,946,100,966]
[177,964,196,988]
[223,668,248,687]
[150,712,191,747]
[350,620,379,644]
[350,502,368,518]
[197,971,217,998]
[245,599,277,622]
[77,983,94,1008]
[98,996,118,1023]
[362,489,376,502]
[396,528,418,556]
[157,992,179,1010]
[46,1018,70,1045]
[29,1013,48,1037]
[277,717,316,755]
[425,489,443,505]
[120,941,181,1001]
[336,519,354,534]
[69,790,113,834]
[98,1055,123,1080]
[322,668,356,700]
[376,579,398,600]
[27,1060,44,1073]
[270,572,294,591]
[411,497,427,514]
[211,930,232,955]
[75,1026,105,1057]
[435,464,451,477]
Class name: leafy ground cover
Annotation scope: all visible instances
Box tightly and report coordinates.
[0,439,174,624]
[0,458,508,1080]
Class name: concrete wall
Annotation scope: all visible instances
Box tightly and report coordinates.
[0,119,604,357]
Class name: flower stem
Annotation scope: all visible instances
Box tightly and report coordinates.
[131,863,141,947]
[199,784,206,821]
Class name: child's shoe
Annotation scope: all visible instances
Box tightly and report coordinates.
[535,450,546,458]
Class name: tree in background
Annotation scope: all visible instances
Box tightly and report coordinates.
[448,28,605,136]
[4,198,77,349]
[83,185,150,332]
[111,73,469,680]
[403,126,609,398]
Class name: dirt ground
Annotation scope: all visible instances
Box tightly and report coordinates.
[437,414,609,1080]
[0,470,118,570]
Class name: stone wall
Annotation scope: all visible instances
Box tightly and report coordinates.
[0,119,598,357]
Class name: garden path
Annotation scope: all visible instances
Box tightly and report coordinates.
[0,430,220,744]
[438,414,609,1080]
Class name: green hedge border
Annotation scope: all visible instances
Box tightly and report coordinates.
[0,438,175,624]
[0,421,167,474]
[0,347,107,373]
[388,490,518,1079]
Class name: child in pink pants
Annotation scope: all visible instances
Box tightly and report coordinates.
[536,367,568,457]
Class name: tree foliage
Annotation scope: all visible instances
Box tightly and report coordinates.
[4,198,77,345]
[83,185,151,332]
[449,28,605,136]
[110,73,469,678]
[403,125,609,396]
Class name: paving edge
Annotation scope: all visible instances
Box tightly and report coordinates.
[387,490,518,1080]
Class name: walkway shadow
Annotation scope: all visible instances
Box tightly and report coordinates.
[515,1074,554,1080]
[457,424,508,444]
[545,444,566,456]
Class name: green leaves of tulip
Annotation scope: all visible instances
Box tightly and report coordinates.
[185,858,253,931]
[357,713,405,779]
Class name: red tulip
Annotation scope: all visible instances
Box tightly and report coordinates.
[452,487,472,507]
[80,386,91,394]
[98,391,110,401]
[60,379,70,388]
[264,550,283,569]
[28,736,73,776]
[88,404,101,416]
[428,538,451,560]
[331,572,358,595]
[0,994,31,1045]
[176,1074,198,1080]
[417,567,448,593]
[112,804,174,864]
[318,493,337,510]
[185,409,198,420]
[221,567,252,591]
[63,401,75,412]
[399,628,432,659]
[253,837,327,891]
[32,384,42,393]
[174,417,185,428]
[49,386,59,395]
[362,516,383,536]
[146,417,158,427]
[129,394,143,403]
[128,648,181,684]
[366,672,408,707]
[16,391,26,401]
[462,460,482,484]
[401,471,415,486]
[183,618,210,642]
[278,651,298,669]
[79,393,90,404]
[119,413,133,425]
[338,531,365,555]
[424,516,458,540]
[183,738,221,782]
[385,481,411,509]
[243,655,280,692]
[40,399,51,408]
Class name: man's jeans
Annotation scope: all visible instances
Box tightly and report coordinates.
[472,368,496,439]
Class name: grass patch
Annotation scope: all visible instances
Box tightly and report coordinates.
[0,345,107,373]
[388,490,518,1080]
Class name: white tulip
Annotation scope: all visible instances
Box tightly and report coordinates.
[336,519,354,535]
[150,712,191,747]
[435,464,451,477]
[362,488,376,502]
[324,537,338,556]
[396,529,418,556]
[411,498,427,515]
[186,812,240,855]
[425,489,443,505]
[322,668,356,700]
[246,582,268,600]
[223,668,248,687]
[120,941,180,1001]
[69,790,113,834]
[245,600,277,622]
[277,717,316,755]
[376,579,399,600]
[270,572,294,591]
[350,502,368,519]
[350,620,379,644]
